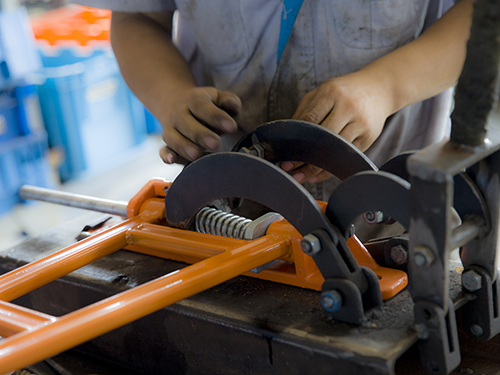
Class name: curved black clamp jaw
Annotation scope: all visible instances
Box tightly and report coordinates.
[233,120,377,180]
[165,152,383,325]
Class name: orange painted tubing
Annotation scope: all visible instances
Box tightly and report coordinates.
[126,223,244,257]
[0,199,165,302]
[0,219,138,302]
[0,301,55,338]
[0,235,288,373]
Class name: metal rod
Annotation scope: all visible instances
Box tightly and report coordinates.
[450,215,485,250]
[19,185,129,217]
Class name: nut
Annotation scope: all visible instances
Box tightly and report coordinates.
[414,246,435,268]
[301,234,322,256]
[321,290,343,313]
[462,269,482,292]
[390,245,408,265]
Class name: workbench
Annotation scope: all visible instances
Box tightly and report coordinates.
[1,213,498,375]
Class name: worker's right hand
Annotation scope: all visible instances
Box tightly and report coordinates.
[159,87,241,164]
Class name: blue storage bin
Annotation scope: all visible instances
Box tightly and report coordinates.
[0,84,45,144]
[37,47,148,181]
[0,131,55,216]
[144,108,163,134]
[0,7,42,89]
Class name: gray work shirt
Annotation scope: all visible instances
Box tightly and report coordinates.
[74,0,454,198]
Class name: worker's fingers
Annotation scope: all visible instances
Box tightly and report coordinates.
[293,91,333,124]
[311,170,333,183]
[289,163,323,184]
[162,127,203,162]
[216,90,242,117]
[172,106,221,151]
[339,122,372,152]
[188,88,239,133]
[281,161,304,172]
[159,145,189,165]
[321,104,352,135]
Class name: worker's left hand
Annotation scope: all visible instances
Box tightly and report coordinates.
[281,70,394,184]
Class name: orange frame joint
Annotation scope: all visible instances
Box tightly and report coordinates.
[0,179,407,372]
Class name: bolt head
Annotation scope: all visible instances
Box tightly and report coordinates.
[390,245,408,265]
[413,246,435,268]
[301,234,322,256]
[470,324,484,337]
[462,270,482,292]
[321,290,343,312]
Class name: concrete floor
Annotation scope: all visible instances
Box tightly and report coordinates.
[0,136,182,252]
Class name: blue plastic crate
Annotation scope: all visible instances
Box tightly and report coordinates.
[0,84,45,144]
[37,47,148,181]
[144,108,163,134]
[0,131,55,216]
[0,7,42,89]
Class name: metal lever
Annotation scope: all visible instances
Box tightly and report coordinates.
[19,185,129,217]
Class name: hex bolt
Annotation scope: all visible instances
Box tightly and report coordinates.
[321,290,343,312]
[470,324,484,337]
[390,245,408,265]
[462,270,482,292]
[413,246,435,268]
[363,211,384,224]
[301,234,322,256]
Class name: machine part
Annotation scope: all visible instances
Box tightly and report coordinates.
[363,234,409,269]
[460,152,500,282]
[450,0,500,147]
[470,324,484,338]
[301,234,322,256]
[326,171,411,237]
[195,208,283,241]
[19,185,128,217]
[320,290,343,313]
[462,265,500,341]
[414,246,435,268]
[363,211,384,224]
[76,216,113,241]
[233,120,377,180]
[239,143,266,158]
[380,152,490,230]
[391,245,408,266]
[462,269,482,292]
[379,151,415,181]
[165,152,370,291]
[195,207,252,239]
[243,212,283,240]
[164,152,383,324]
[415,299,461,375]
[0,196,290,373]
[249,259,280,274]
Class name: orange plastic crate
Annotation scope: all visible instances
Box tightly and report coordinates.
[30,5,111,47]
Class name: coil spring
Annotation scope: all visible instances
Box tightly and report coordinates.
[195,207,252,239]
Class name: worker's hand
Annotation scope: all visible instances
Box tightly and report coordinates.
[159,87,242,164]
[282,70,394,184]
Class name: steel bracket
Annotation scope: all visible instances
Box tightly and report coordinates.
[461,265,500,341]
[414,299,461,375]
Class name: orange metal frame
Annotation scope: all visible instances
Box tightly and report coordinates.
[0,179,407,373]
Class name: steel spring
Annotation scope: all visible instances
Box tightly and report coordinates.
[195,207,252,239]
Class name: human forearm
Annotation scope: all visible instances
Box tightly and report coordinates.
[362,0,474,115]
[110,11,196,122]
[110,12,241,163]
